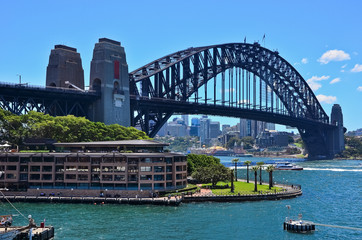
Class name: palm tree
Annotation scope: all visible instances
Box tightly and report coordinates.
[232,158,239,181]
[257,161,264,185]
[251,165,259,192]
[266,165,275,189]
[244,160,252,183]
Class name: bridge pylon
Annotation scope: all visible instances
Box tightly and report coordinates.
[89,38,130,126]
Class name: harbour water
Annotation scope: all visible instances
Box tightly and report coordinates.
[1,158,361,239]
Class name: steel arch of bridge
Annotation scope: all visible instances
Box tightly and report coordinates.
[129,42,331,137]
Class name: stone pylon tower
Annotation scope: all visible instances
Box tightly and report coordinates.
[331,104,345,154]
[89,38,130,126]
[46,45,84,89]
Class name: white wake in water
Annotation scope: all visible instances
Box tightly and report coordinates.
[303,168,362,172]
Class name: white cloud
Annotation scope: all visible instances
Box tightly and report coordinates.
[341,64,347,69]
[358,86,362,92]
[306,75,330,91]
[351,64,362,73]
[330,78,340,84]
[318,50,350,64]
[317,94,337,104]
[301,58,308,64]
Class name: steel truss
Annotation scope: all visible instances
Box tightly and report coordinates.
[129,42,330,137]
[0,83,99,118]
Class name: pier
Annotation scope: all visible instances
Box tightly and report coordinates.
[0,226,54,240]
[0,195,182,206]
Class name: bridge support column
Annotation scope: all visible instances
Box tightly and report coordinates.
[89,38,130,126]
[300,104,345,159]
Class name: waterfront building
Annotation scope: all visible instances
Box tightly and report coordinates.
[0,140,187,197]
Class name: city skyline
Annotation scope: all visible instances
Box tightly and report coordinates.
[0,1,361,131]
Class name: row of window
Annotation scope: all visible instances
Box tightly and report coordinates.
[6,173,187,182]
[4,165,186,173]
[0,156,187,163]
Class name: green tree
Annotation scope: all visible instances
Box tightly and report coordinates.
[191,164,229,187]
[240,136,255,149]
[244,160,252,183]
[232,158,239,181]
[226,137,240,149]
[266,165,275,189]
[187,154,221,175]
[257,161,264,185]
[251,165,259,192]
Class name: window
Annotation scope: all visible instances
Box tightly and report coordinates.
[30,166,40,172]
[102,166,113,172]
[140,175,152,180]
[78,174,88,181]
[42,166,53,172]
[114,166,126,172]
[165,158,173,164]
[154,175,164,181]
[166,166,172,172]
[78,166,89,172]
[55,174,64,181]
[30,174,40,180]
[66,174,76,180]
[42,174,52,180]
[102,175,113,181]
[140,166,152,172]
[166,174,172,180]
[7,165,17,171]
[152,158,163,163]
[154,166,164,173]
[20,166,28,172]
[65,166,76,171]
[176,166,183,172]
[114,175,125,181]
[6,174,16,179]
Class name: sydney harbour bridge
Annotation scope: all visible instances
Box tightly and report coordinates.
[0,38,345,159]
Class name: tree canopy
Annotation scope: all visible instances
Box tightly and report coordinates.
[187,154,230,186]
[226,136,255,149]
[0,109,149,147]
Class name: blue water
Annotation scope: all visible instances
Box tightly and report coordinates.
[1,158,361,239]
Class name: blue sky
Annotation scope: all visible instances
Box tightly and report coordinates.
[0,0,361,131]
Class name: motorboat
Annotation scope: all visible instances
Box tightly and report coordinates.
[275,162,303,170]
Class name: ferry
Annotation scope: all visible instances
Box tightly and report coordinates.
[275,162,303,171]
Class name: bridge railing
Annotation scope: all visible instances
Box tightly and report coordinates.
[0,81,99,96]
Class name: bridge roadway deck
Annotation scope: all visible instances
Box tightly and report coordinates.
[130,96,336,130]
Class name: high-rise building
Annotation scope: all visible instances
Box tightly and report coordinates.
[200,116,211,145]
[222,124,231,135]
[181,115,189,127]
[166,118,187,137]
[190,118,200,136]
[266,122,275,131]
[209,121,221,138]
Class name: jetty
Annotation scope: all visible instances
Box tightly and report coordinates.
[0,226,54,240]
[0,195,182,206]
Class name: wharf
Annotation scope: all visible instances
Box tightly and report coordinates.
[0,226,54,240]
[0,195,182,206]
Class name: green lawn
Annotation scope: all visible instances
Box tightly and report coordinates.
[202,181,283,195]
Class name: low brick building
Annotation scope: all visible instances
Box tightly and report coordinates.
[0,140,187,197]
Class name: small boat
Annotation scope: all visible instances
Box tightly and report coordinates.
[275,162,303,170]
